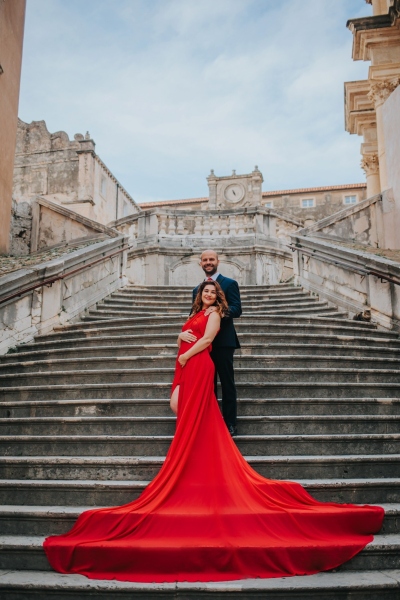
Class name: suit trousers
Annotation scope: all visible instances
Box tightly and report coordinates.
[210,346,237,427]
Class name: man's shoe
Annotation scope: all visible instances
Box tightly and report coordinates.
[227,424,238,437]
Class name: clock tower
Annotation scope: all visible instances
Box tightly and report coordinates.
[207,167,263,209]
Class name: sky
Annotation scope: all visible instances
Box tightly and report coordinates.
[19,0,373,204]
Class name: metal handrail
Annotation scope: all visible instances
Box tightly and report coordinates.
[288,243,400,287]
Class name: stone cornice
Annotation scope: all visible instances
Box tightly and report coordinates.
[347,1,400,61]
[344,80,376,133]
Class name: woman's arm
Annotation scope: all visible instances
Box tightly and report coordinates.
[178,312,220,366]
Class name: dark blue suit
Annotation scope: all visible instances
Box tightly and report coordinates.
[192,274,242,427]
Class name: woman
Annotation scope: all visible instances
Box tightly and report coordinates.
[43,281,384,583]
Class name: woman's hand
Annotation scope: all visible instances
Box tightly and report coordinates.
[179,330,197,343]
[178,353,189,367]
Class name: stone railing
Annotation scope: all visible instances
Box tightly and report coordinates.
[296,194,384,247]
[291,233,400,331]
[113,207,303,249]
[0,236,128,354]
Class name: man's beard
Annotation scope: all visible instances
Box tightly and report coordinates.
[203,265,217,276]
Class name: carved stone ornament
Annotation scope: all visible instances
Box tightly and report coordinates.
[368,78,400,105]
[361,153,379,176]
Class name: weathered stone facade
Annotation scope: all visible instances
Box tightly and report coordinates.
[13,119,141,230]
[345,0,400,249]
[9,199,31,256]
[292,0,400,331]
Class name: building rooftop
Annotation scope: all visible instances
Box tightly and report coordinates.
[138,183,366,209]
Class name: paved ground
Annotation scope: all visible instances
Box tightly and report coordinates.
[0,239,104,276]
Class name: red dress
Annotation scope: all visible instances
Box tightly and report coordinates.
[43,311,384,582]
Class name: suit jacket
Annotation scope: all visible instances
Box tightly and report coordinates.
[192,274,242,348]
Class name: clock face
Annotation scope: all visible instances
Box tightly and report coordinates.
[224,183,245,203]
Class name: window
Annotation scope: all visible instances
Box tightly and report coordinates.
[264,201,273,208]
[301,198,314,208]
[344,195,357,205]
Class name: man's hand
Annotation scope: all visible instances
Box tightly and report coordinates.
[178,353,188,367]
[179,330,197,343]
[204,306,217,316]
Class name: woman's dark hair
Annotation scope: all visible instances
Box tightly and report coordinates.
[190,280,229,318]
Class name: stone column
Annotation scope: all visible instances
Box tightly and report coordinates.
[361,153,381,197]
[77,137,96,204]
[365,0,390,16]
[368,78,400,191]
[207,170,217,209]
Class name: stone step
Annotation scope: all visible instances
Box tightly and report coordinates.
[2,354,400,374]
[1,432,400,457]
[1,396,400,419]
[1,502,399,537]
[1,397,399,419]
[1,366,399,387]
[87,302,336,318]
[3,342,400,363]
[1,569,400,600]
[0,453,400,482]
[24,333,398,356]
[100,295,318,309]
[114,285,300,297]
[0,477,398,506]
[36,320,390,341]
[1,414,400,437]
[98,290,310,313]
[3,381,400,401]
[0,533,399,574]
[58,313,369,332]
[123,283,296,292]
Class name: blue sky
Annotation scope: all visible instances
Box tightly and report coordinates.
[19,0,373,203]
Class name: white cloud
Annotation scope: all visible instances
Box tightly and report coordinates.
[19,0,372,202]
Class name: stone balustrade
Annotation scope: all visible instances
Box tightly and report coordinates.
[0,236,128,354]
[114,207,302,249]
[112,208,302,287]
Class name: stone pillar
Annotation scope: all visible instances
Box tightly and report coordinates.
[77,137,96,204]
[368,78,400,191]
[0,0,26,254]
[361,153,381,197]
[207,170,217,209]
[365,0,390,16]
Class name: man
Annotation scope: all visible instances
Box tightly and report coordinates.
[181,250,242,436]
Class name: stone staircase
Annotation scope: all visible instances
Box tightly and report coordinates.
[0,283,400,598]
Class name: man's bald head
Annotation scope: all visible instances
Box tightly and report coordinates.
[199,249,219,276]
[200,249,219,261]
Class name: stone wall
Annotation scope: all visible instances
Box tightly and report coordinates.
[30,197,118,252]
[0,0,26,253]
[13,120,140,233]
[292,234,400,331]
[382,84,400,248]
[0,236,128,355]
[9,200,32,256]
